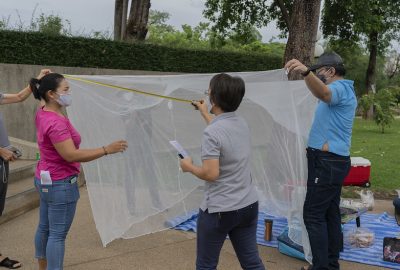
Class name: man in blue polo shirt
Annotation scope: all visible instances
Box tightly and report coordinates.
[285,52,357,270]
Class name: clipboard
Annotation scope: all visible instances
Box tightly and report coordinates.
[169,140,189,159]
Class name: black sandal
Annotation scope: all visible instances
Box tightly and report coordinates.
[0,257,22,269]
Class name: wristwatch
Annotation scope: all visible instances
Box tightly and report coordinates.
[301,68,311,77]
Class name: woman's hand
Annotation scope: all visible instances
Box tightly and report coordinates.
[37,69,52,80]
[180,157,193,173]
[105,140,128,155]
[192,100,213,125]
[0,148,16,162]
[192,100,208,115]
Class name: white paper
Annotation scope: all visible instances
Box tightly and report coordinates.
[169,140,189,158]
[40,170,52,185]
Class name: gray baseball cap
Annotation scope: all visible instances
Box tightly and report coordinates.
[309,52,344,71]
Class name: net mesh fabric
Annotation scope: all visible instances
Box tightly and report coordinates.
[66,69,316,262]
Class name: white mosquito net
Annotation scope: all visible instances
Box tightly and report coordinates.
[66,69,317,262]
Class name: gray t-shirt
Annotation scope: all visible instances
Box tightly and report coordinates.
[200,112,258,213]
[0,93,10,148]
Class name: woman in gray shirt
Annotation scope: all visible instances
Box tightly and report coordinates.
[0,69,50,269]
[180,73,265,270]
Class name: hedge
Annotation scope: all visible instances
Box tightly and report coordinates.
[0,30,283,73]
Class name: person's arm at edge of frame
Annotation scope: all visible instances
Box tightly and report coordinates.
[1,69,51,104]
[0,69,51,161]
[284,59,332,103]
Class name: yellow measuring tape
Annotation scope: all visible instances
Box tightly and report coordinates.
[64,75,193,104]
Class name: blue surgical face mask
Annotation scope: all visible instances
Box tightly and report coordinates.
[56,92,72,107]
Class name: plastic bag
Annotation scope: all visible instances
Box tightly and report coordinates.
[346,227,375,248]
[340,198,364,209]
[357,190,375,210]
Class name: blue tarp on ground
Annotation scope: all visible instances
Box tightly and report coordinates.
[174,211,400,269]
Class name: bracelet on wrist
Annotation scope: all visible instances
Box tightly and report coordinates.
[102,146,108,155]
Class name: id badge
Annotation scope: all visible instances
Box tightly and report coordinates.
[70,177,77,184]
[40,170,52,185]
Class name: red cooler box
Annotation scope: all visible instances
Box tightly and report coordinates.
[343,157,371,187]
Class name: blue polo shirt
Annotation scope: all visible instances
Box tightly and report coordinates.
[308,80,357,156]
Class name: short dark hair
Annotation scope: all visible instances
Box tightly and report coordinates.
[332,65,346,77]
[209,73,245,112]
[30,73,65,102]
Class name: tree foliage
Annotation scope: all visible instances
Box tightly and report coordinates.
[358,94,375,120]
[373,89,397,133]
[322,1,400,94]
[146,10,284,55]
[203,0,321,80]
[30,13,71,36]
[203,0,270,35]
[322,1,400,50]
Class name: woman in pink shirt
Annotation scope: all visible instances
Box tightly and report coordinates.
[30,73,128,270]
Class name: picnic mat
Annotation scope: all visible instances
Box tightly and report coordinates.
[173,211,400,269]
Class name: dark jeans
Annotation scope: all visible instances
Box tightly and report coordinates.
[196,201,265,270]
[394,198,400,212]
[394,198,400,220]
[0,158,9,216]
[303,148,351,270]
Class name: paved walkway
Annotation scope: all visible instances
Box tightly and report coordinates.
[0,186,393,269]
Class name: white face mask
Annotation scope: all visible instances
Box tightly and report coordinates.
[56,92,72,107]
[206,96,214,114]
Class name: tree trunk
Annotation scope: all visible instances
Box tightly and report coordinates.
[281,0,321,80]
[114,0,124,40]
[121,0,129,40]
[361,109,368,120]
[125,0,151,42]
[366,31,378,94]
[366,31,378,118]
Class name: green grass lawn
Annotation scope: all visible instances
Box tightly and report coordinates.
[350,118,400,193]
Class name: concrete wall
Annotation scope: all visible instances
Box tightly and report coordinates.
[0,63,178,142]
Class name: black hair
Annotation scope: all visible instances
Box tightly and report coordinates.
[316,65,346,78]
[209,73,245,112]
[30,73,65,101]
[333,65,346,77]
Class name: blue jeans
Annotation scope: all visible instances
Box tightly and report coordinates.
[34,176,80,270]
[303,148,350,270]
[196,201,265,270]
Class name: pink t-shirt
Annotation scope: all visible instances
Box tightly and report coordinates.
[35,107,81,181]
